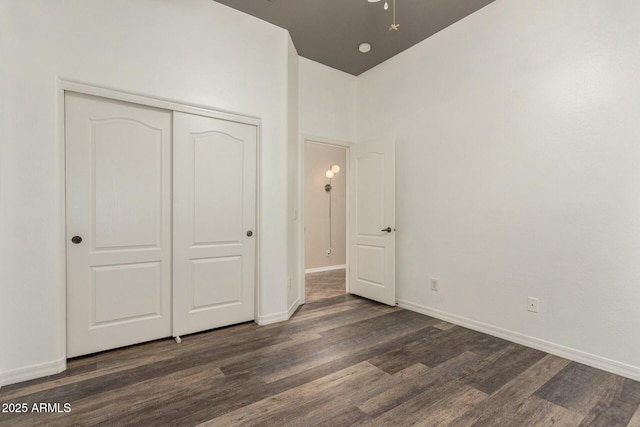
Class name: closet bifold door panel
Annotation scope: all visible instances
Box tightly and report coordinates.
[172,112,257,337]
[66,93,172,358]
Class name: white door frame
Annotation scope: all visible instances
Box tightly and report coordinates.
[58,79,261,363]
[299,134,353,304]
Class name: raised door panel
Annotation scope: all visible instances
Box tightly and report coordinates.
[356,153,385,236]
[192,257,243,309]
[92,119,163,250]
[356,245,385,287]
[92,262,162,324]
[192,132,244,246]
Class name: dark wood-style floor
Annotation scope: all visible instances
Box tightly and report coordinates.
[305,268,346,302]
[2,294,640,426]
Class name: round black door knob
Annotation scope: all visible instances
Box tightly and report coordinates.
[71,236,83,244]
[246,231,253,237]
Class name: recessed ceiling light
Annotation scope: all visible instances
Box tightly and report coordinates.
[359,43,371,53]
[367,0,381,2]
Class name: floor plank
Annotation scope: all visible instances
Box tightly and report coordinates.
[578,377,640,427]
[535,362,620,416]
[628,403,640,427]
[305,268,346,302]
[359,353,479,417]
[505,395,584,426]
[198,362,386,426]
[461,343,546,394]
[367,380,487,427]
[448,354,571,427]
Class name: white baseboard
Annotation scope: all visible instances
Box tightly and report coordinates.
[256,311,289,326]
[257,297,302,326]
[396,299,640,382]
[288,298,301,318]
[305,264,346,274]
[0,357,66,388]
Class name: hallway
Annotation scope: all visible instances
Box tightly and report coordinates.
[305,268,346,302]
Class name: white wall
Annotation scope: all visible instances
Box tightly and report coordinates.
[304,143,347,269]
[299,57,357,143]
[358,0,640,378]
[0,0,292,385]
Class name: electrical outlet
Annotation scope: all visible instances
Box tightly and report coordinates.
[527,297,539,313]
[325,249,331,257]
[431,279,439,292]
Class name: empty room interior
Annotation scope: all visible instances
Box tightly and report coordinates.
[2,0,640,425]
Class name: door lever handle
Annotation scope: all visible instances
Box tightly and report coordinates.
[381,227,392,233]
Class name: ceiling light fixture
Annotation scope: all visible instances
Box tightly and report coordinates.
[369,0,399,31]
[389,0,399,30]
[358,42,371,53]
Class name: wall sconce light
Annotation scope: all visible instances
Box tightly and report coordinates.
[325,164,340,192]
[325,164,341,255]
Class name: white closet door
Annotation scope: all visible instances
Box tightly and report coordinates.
[172,112,257,337]
[66,93,172,358]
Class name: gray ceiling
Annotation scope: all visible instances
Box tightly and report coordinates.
[213,0,495,76]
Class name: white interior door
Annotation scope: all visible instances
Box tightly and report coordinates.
[172,112,257,337]
[349,137,396,306]
[66,93,172,358]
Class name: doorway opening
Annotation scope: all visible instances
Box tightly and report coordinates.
[303,140,348,302]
